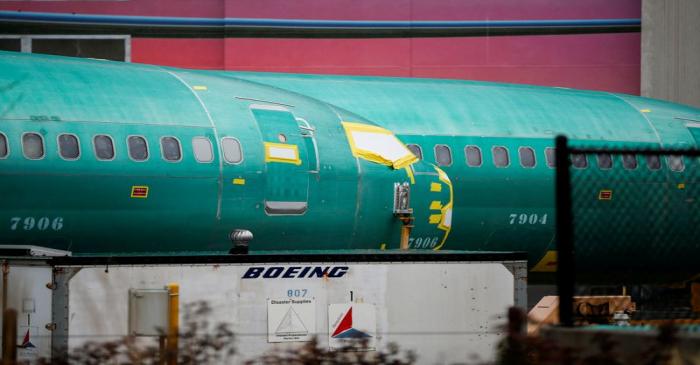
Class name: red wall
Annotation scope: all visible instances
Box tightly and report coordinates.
[0,0,641,94]
[218,34,640,94]
[132,39,225,70]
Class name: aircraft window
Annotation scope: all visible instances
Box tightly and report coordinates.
[434,144,452,166]
[667,155,684,172]
[597,153,612,169]
[93,135,115,160]
[128,136,149,161]
[192,136,213,163]
[221,137,243,164]
[406,144,423,160]
[161,137,182,162]
[465,145,482,167]
[58,134,80,160]
[492,146,509,167]
[0,133,7,158]
[519,147,536,168]
[646,155,661,170]
[545,147,555,168]
[571,153,588,169]
[622,154,637,170]
[22,133,44,160]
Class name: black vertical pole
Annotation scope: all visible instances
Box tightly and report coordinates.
[555,135,575,327]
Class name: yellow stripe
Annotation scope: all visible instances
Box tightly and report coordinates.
[433,166,454,251]
[430,182,442,192]
[393,154,418,169]
[192,85,207,91]
[640,108,651,113]
[429,201,442,210]
[232,178,245,185]
[429,214,442,224]
[404,166,415,184]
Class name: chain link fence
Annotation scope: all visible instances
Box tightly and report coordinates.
[555,136,700,327]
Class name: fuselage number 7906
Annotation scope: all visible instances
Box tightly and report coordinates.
[9,217,64,231]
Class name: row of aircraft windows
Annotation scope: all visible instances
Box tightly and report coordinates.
[0,132,686,173]
[406,144,685,172]
[0,132,244,164]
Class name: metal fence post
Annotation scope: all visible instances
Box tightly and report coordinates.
[555,135,575,327]
[2,309,17,365]
[51,267,81,363]
[166,283,179,365]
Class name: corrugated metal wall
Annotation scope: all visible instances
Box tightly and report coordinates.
[642,0,700,107]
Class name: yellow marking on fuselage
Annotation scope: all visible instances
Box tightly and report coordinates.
[264,142,302,165]
[380,243,386,250]
[430,182,442,192]
[340,121,418,169]
[678,183,686,190]
[404,166,415,184]
[130,185,149,199]
[432,166,454,251]
[430,201,442,210]
[193,85,208,91]
[232,178,246,185]
[531,250,558,272]
[640,108,651,113]
[429,214,442,224]
[598,189,613,200]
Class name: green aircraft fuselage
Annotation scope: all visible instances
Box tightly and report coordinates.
[1,52,699,280]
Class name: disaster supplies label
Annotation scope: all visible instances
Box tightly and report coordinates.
[267,298,316,343]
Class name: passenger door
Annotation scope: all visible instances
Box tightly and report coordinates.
[250,104,311,215]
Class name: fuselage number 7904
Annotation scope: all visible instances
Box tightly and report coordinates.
[509,213,548,225]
